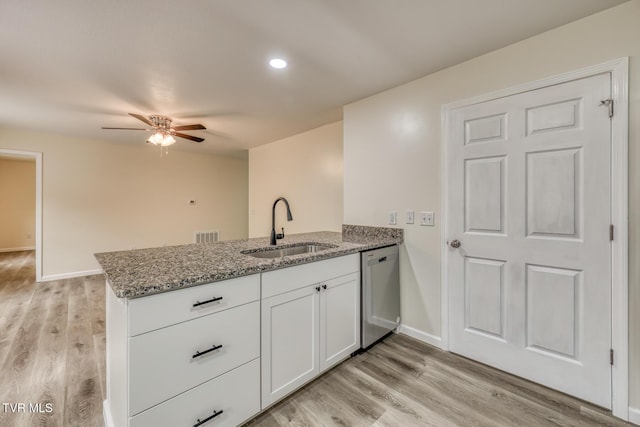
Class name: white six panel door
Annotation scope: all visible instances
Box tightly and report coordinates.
[447,73,612,408]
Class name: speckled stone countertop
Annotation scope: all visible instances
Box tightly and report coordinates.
[95,225,403,299]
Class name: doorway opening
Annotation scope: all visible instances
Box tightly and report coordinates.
[0,149,42,282]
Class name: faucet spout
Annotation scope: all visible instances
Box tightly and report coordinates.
[270,197,293,245]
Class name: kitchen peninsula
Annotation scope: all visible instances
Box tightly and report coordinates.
[96,225,402,427]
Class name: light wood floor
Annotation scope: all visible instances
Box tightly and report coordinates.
[247,334,631,427]
[0,251,105,427]
[0,251,632,426]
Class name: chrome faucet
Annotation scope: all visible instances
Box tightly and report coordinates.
[270,197,293,245]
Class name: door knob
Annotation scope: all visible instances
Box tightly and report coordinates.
[450,240,461,248]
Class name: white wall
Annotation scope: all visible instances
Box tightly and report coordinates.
[0,128,248,278]
[0,158,35,251]
[343,0,640,408]
[248,122,343,238]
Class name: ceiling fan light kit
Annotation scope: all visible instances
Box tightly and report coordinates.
[101,113,206,156]
[147,131,176,146]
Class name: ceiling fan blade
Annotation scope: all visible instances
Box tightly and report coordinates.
[128,113,154,126]
[174,132,204,143]
[101,127,149,130]
[172,124,206,131]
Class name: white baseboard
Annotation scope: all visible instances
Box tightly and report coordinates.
[0,246,35,253]
[629,407,640,425]
[103,400,113,427]
[41,269,103,282]
[397,324,443,349]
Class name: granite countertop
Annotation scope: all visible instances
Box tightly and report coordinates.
[95,225,403,299]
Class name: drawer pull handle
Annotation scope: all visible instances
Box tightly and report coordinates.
[192,344,223,359]
[194,409,223,427]
[193,296,223,308]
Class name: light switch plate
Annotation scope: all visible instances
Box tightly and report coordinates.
[406,210,414,224]
[389,211,397,225]
[420,211,434,226]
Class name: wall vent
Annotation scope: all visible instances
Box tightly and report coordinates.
[194,230,219,244]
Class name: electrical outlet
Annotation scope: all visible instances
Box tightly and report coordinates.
[420,211,434,226]
[406,210,414,224]
[389,211,397,225]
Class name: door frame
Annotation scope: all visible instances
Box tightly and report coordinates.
[440,58,629,420]
[0,148,43,282]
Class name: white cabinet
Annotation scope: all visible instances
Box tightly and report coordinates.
[261,285,320,406]
[261,255,360,408]
[105,274,261,427]
[320,273,360,371]
[105,252,364,426]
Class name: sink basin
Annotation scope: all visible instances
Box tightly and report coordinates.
[242,243,336,259]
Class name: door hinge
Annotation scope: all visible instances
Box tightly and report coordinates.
[610,224,614,241]
[610,349,614,366]
[600,99,614,118]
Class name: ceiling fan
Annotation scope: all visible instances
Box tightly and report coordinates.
[102,113,207,147]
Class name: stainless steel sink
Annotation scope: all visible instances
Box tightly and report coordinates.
[242,243,336,259]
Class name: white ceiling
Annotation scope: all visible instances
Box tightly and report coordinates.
[0,0,627,157]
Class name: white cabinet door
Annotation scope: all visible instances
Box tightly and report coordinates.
[320,272,360,372]
[261,285,320,408]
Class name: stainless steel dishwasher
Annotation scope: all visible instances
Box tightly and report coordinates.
[361,244,400,349]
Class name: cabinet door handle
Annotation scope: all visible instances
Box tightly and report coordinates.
[315,286,321,292]
[194,409,223,427]
[192,344,223,359]
[322,284,327,290]
[193,296,223,308]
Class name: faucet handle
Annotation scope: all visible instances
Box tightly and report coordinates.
[276,227,285,240]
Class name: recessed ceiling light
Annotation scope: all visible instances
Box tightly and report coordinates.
[269,58,287,69]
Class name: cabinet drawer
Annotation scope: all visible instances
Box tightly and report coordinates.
[262,254,359,299]
[129,301,260,415]
[128,274,259,336]
[130,358,260,427]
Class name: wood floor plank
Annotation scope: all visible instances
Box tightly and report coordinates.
[270,390,332,427]
[62,277,103,427]
[0,252,35,301]
[22,280,70,427]
[245,412,280,427]
[0,289,31,370]
[0,285,50,426]
[333,363,458,427]
[0,251,31,281]
[93,332,106,401]
[307,368,384,424]
[83,275,105,336]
